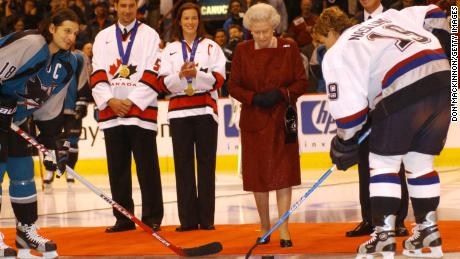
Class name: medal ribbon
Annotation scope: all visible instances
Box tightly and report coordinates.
[116,21,139,65]
[181,37,200,85]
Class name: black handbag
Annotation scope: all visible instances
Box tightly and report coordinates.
[284,90,298,144]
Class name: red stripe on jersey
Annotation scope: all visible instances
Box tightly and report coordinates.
[336,107,369,124]
[139,70,158,91]
[426,7,443,16]
[157,76,171,94]
[90,70,109,88]
[212,71,225,91]
[419,171,438,179]
[169,93,218,114]
[382,48,445,87]
[99,105,158,123]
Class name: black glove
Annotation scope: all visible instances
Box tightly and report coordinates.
[74,100,88,120]
[252,89,283,108]
[0,95,17,133]
[43,139,70,177]
[330,135,360,171]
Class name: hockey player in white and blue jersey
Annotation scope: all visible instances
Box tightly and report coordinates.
[314,5,450,259]
[43,49,92,185]
[0,9,80,259]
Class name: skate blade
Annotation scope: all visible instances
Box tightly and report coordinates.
[18,249,58,259]
[355,251,394,259]
[403,246,443,258]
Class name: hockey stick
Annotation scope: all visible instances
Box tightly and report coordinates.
[245,129,371,259]
[11,123,223,257]
[38,152,45,191]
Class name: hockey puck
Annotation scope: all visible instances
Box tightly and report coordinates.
[261,256,275,259]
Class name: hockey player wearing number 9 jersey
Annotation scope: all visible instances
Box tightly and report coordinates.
[314,5,450,259]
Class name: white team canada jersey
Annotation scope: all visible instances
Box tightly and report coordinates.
[322,5,450,140]
[91,22,161,131]
[158,38,226,122]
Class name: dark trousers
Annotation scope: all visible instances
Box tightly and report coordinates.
[358,139,408,225]
[103,125,164,225]
[170,115,217,228]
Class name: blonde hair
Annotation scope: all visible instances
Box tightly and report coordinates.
[243,3,280,30]
[313,6,357,36]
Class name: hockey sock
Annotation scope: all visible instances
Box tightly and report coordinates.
[407,170,440,224]
[67,150,78,169]
[369,168,401,227]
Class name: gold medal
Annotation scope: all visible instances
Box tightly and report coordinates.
[119,65,130,78]
[185,83,195,96]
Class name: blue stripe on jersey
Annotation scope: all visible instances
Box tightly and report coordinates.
[407,175,440,186]
[370,173,401,184]
[425,11,447,19]
[336,113,367,129]
[382,52,447,90]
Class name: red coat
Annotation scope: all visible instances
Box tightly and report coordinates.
[228,38,308,192]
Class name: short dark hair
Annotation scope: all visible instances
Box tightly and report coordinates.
[228,24,242,32]
[173,3,206,41]
[214,28,226,36]
[39,8,80,43]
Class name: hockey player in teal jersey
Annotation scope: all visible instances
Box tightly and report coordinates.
[0,9,80,258]
[43,49,92,185]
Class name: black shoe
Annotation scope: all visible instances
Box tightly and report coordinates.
[395,223,409,237]
[175,225,198,232]
[346,221,373,237]
[200,225,215,230]
[105,222,136,233]
[147,223,160,231]
[256,235,270,245]
[280,239,293,248]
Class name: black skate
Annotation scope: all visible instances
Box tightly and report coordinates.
[16,222,58,259]
[356,215,396,259]
[403,211,443,258]
[0,232,17,258]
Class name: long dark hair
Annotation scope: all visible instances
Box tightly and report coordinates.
[173,3,206,41]
[39,8,80,43]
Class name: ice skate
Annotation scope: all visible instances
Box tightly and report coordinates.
[16,222,58,259]
[0,232,17,258]
[402,211,443,258]
[355,215,396,259]
[66,172,75,183]
[43,170,54,185]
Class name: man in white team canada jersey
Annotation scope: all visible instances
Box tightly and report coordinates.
[91,0,164,233]
[314,5,450,259]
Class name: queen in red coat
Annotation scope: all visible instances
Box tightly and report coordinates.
[228,3,308,248]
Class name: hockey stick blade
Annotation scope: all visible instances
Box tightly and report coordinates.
[182,242,223,257]
[10,123,224,257]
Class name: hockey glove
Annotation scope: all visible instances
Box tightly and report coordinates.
[55,139,70,177]
[330,135,360,171]
[252,89,283,108]
[43,139,70,177]
[74,100,88,120]
[0,95,17,133]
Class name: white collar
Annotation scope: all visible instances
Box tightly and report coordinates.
[364,4,384,21]
[118,20,137,33]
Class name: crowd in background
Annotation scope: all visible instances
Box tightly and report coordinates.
[1,0,454,97]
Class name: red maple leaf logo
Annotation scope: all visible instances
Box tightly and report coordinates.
[109,59,122,76]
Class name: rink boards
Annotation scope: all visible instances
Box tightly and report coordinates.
[53,94,460,174]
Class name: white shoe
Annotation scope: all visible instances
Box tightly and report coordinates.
[43,170,54,184]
